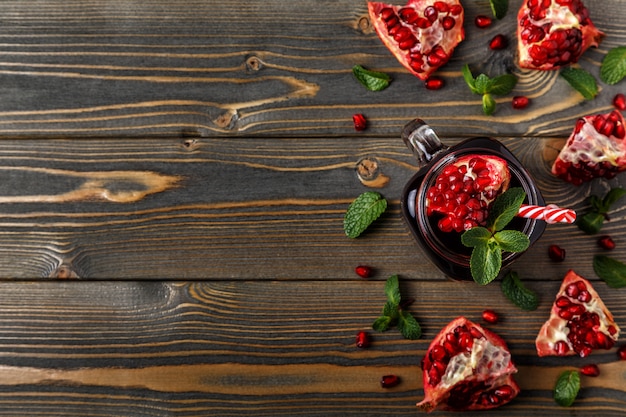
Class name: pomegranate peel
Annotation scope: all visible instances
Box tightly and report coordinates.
[418,316,520,412]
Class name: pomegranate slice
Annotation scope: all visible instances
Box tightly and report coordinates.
[536,270,621,357]
[516,0,604,70]
[418,317,520,412]
[425,154,511,233]
[551,110,626,185]
[368,0,465,80]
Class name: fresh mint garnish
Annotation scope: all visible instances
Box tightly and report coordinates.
[489,0,508,19]
[372,275,421,340]
[600,46,626,85]
[576,187,626,234]
[461,188,529,285]
[352,65,392,91]
[462,64,517,115]
[344,191,388,238]
[501,270,539,311]
[593,255,626,288]
[554,370,580,407]
[560,67,598,100]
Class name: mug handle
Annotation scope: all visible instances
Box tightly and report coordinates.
[401,119,448,167]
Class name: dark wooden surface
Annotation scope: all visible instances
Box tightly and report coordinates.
[0,0,625,415]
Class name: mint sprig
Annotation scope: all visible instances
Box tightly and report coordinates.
[372,275,422,340]
[576,187,626,234]
[554,370,580,407]
[593,255,626,288]
[461,188,529,285]
[489,0,508,19]
[560,67,598,100]
[462,64,517,115]
[501,270,539,311]
[344,191,388,238]
[600,46,626,85]
[353,65,392,91]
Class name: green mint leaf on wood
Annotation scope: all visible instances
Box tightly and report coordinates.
[384,274,401,306]
[372,275,421,340]
[501,270,539,311]
[483,93,496,116]
[397,310,422,340]
[576,187,626,234]
[489,0,508,19]
[462,64,479,94]
[487,74,517,96]
[372,315,393,332]
[593,255,626,288]
[489,187,526,231]
[462,64,517,115]
[560,67,598,100]
[600,46,626,85]
[344,191,387,238]
[352,65,392,91]
[554,370,580,407]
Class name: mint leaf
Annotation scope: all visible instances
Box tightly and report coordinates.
[475,74,492,94]
[372,315,393,332]
[593,255,626,288]
[352,65,392,91]
[470,242,502,285]
[384,274,401,306]
[462,64,478,93]
[462,65,518,116]
[560,67,598,100]
[489,0,508,19]
[603,187,626,208]
[483,93,496,116]
[487,74,517,95]
[461,226,492,247]
[489,187,526,231]
[397,310,422,340]
[382,300,399,318]
[577,187,626,234]
[501,270,539,311]
[494,230,529,252]
[600,46,626,85]
[554,370,580,407]
[344,191,387,238]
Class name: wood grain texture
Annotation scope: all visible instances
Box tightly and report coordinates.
[0,280,622,416]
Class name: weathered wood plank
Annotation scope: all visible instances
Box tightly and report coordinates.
[0,136,621,278]
[0,280,622,416]
[0,0,623,138]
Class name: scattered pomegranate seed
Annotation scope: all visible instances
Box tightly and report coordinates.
[613,93,626,111]
[356,331,370,348]
[618,345,626,360]
[424,76,445,90]
[580,364,600,377]
[355,265,373,278]
[597,235,616,250]
[489,34,508,50]
[352,113,367,131]
[481,309,499,324]
[380,374,400,388]
[548,244,566,262]
[474,15,492,28]
[512,96,530,109]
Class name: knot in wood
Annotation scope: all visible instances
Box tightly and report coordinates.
[245,56,264,72]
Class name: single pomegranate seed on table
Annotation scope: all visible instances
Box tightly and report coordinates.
[548,244,566,262]
[489,34,508,50]
[352,114,367,131]
[355,331,370,348]
[580,363,600,377]
[380,374,400,388]
[618,345,626,360]
[512,96,530,109]
[597,236,615,250]
[355,265,373,278]
[424,76,445,90]
[475,15,492,28]
[613,93,626,111]
[482,309,499,324]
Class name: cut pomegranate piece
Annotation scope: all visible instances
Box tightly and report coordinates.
[551,110,626,185]
[418,317,520,412]
[425,154,511,233]
[536,270,621,357]
[368,0,464,80]
[516,0,604,70]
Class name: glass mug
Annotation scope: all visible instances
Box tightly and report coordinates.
[400,119,546,281]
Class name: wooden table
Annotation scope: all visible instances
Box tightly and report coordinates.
[0,0,624,415]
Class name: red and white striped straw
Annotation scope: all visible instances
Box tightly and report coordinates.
[517,204,576,224]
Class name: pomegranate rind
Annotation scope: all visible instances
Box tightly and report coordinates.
[417,317,520,412]
[536,270,621,357]
[551,110,626,185]
[368,0,465,80]
[516,0,604,70]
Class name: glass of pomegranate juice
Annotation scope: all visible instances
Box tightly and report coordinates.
[400,119,546,281]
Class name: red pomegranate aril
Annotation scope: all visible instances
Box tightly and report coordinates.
[381,374,400,388]
[613,93,626,111]
[352,114,367,131]
[597,235,615,250]
[554,340,569,355]
[548,244,566,262]
[475,15,492,28]
[424,76,445,90]
[356,331,370,348]
[442,16,456,30]
[580,364,600,377]
[355,265,373,278]
[489,34,508,50]
[482,309,499,324]
[618,345,626,360]
[512,96,530,109]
